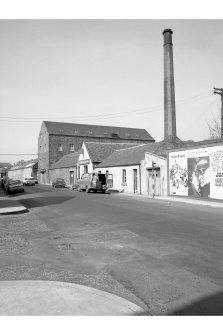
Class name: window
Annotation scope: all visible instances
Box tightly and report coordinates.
[58,144,62,151]
[84,165,88,174]
[122,169,127,184]
[70,144,74,152]
[111,133,119,138]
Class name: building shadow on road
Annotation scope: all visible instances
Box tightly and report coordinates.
[168,291,223,315]
[19,196,74,209]
[6,187,52,198]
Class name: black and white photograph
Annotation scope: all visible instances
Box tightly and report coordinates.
[0,1,223,334]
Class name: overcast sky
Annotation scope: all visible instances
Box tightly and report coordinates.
[1,19,223,163]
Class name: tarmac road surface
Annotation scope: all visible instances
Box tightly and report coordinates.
[1,184,223,315]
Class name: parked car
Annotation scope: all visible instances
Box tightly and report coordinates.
[52,178,66,188]
[74,172,110,193]
[23,177,36,186]
[5,179,24,194]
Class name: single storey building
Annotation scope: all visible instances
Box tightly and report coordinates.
[49,152,79,187]
[94,142,168,196]
[77,141,138,178]
[8,159,38,181]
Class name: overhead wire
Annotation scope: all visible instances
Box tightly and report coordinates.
[0,90,213,122]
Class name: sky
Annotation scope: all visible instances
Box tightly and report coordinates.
[1,17,223,164]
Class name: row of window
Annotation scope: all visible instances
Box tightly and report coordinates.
[58,144,74,152]
[39,144,75,152]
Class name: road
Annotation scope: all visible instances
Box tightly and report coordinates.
[1,184,223,315]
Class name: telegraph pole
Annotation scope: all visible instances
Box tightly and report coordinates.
[214,87,223,140]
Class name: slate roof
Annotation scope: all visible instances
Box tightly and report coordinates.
[49,152,79,169]
[43,121,155,142]
[97,142,162,167]
[0,162,12,169]
[97,137,223,168]
[10,159,38,171]
[85,142,140,163]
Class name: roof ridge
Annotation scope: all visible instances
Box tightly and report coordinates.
[85,141,138,145]
[115,144,147,152]
[43,120,149,131]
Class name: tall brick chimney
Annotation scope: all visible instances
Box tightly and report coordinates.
[163,28,177,141]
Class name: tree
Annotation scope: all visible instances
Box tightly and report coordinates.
[207,111,221,140]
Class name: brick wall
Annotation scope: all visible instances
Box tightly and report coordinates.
[49,167,77,186]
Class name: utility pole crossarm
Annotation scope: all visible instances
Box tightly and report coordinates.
[214,87,223,95]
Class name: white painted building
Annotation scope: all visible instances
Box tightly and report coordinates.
[141,152,167,196]
[8,159,38,181]
[77,141,138,179]
[94,143,168,196]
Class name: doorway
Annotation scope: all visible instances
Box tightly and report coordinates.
[147,168,161,196]
[70,171,74,185]
[133,169,138,193]
[41,172,46,184]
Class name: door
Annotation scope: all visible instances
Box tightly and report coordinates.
[155,169,161,196]
[133,169,138,193]
[41,172,46,184]
[70,171,74,185]
[147,169,155,196]
[147,168,161,196]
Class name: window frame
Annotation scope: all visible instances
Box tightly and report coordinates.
[122,169,127,184]
[69,143,74,152]
[58,144,63,152]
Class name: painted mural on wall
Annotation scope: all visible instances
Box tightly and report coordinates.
[169,144,223,200]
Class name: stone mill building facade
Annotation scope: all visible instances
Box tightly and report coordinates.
[38,121,155,184]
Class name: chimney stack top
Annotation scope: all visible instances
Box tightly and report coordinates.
[162,28,173,35]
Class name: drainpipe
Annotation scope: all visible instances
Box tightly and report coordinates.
[139,164,141,195]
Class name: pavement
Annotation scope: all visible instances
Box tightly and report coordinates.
[0,187,27,214]
[115,191,223,208]
[0,280,146,315]
[0,199,27,214]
